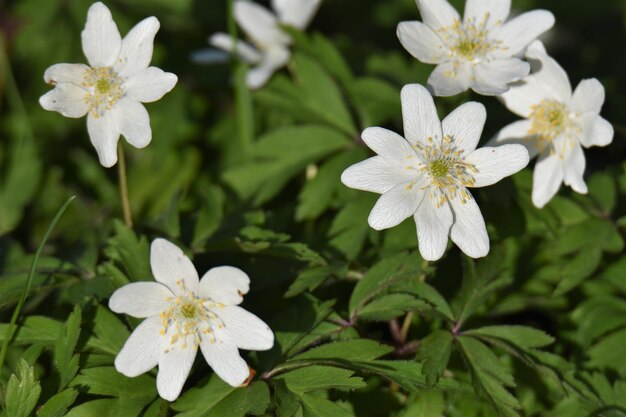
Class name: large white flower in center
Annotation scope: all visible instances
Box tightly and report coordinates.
[209,0,321,89]
[492,41,614,208]
[39,2,178,167]
[341,84,529,261]
[397,0,554,96]
[109,238,274,401]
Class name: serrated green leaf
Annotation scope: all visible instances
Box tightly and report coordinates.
[358,293,426,321]
[587,172,616,214]
[6,358,42,417]
[285,265,333,298]
[37,389,79,417]
[71,367,156,401]
[300,392,355,417]
[105,221,151,282]
[0,315,62,345]
[191,183,225,248]
[552,217,623,256]
[172,375,269,417]
[85,305,130,356]
[328,192,377,260]
[554,246,602,295]
[289,339,393,362]
[416,330,453,387]
[587,328,626,374]
[276,366,365,393]
[54,305,82,391]
[464,325,554,349]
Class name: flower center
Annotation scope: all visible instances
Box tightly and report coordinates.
[409,136,478,207]
[159,280,225,352]
[456,38,484,60]
[527,99,580,157]
[82,67,124,117]
[437,16,504,66]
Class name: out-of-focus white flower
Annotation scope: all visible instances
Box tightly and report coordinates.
[492,41,614,208]
[209,0,321,89]
[397,0,554,96]
[109,238,274,401]
[341,84,529,261]
[39,2,177,167]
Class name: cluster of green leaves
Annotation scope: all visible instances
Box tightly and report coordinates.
[2,0,626,416]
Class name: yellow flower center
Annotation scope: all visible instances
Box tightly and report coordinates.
[407,136,478,207]
[82,67,124,117]
[527,100,581,157]
[159,280,225,353]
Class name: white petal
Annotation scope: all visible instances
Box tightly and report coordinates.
[157,338,197,401]
[81,2,122,67]
[448,193,489,258]
[43,63,89,85]
[115,316,162,378]
[235,0,290,46]
[570,78,605,114]
[442,102,486,153]
[368,182,425,231]
[414,197,453,261]
[492,10,555,57]
[416,0,460,30]
[209,33,262,63]
[472,58,529,96]
[216,305,274,350]
[200,337,250,387]
[116,98,151,149]
[39,84,89,118]
[114,17,159,77]
[466,144,529,187]
[531,153,563,208]
[489,120,539,158]
[150,238,199,295]
[361,127,416,166]
[272,0,321,29]
[87,111,121,167]
[125,67,177,103]
[562,143,587,194]
[463,0,510,30]
[523,41,571,102]
[198,266,250,306]
[397,21,445,64]
[580,115,613,148]
[109,282,173,318]
[341,156,415,194]
[427,61,472,97]
[246,47,290,89]
[401,84,442,146]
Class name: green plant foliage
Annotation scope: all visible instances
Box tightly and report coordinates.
[2,0,626,415]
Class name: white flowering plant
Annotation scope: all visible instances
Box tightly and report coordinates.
[1,0,625,416]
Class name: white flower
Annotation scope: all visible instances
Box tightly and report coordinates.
[39,2,177,167]
[341,84,529,261]
[209,0,321,89]
[109,238,274,401]
[492,41,614,208]
[397,0,555,96]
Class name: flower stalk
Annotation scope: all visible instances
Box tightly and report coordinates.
[117,142,132,228]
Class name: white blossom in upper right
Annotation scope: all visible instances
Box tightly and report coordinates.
[209,0,321,89]
[397,0,555,96]
[492,41,614,208]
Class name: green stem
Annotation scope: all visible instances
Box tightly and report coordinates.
[0,196,76,372]
[117,143,132,228]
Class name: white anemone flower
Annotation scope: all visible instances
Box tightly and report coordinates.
[209,0,321,89]
[341,84,529,261]
[109,238,274,401]
[492,41,614,208]
[39,2,177,167]
[397,0,555,96]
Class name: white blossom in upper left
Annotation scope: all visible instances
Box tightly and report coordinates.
[109,238,274,401]
[39,2,178,167]
[209,0,321,89]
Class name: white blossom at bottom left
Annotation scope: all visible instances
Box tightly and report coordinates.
[109,238,274,401]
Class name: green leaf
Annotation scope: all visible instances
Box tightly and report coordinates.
[285,265,334,298]
[223,125,350,205]
[289,339,393,362]
[397,391,445,417]
[587,328,626,374]
[464,325,555,349]
[171,375,270,417]
[416,330,453,387]
[300,393,355,417]
[276,366,366,392]
[191,183,225,248]
[71,367,156,401]
[328,192,377,260]
[85,305,130,356]
[54,305,82,391]
[553,246,602,295]
[5,358,42,417]
[104,220,151,282]
[552,217,623,256]
[348,77,400,127]
[0,316,62,345]
[37,389,79,417]
[457,336,520,417]
[587,171,616,213]
[358,293,426,321]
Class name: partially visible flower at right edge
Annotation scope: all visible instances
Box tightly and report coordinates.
[397,0,554,96]
[208,0,321,89]
[491,41,614,208]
